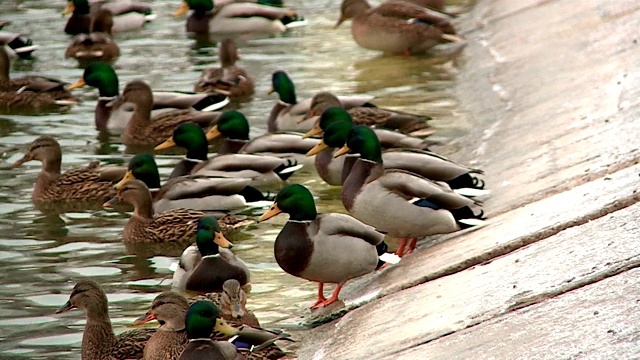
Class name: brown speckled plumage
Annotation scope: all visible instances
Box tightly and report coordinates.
[65,9,120,66]
[14,136,124,207]
[56,280,155,360]
[194,38,254,101]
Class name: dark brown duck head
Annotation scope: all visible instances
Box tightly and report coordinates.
[55,280,110,322]
[90,8,115,35]
[103,179,154,218]
[135,291,189,331]
[13,136,62,174]
[336,0,371,27]
[219,38,240,68]
[219,279,248,320]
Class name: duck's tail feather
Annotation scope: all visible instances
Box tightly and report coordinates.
[274,159,303,181]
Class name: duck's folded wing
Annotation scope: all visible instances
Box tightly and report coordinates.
[223,3,293,20]
[378,170,475,209]
[194,154,296,173]
[374,1,455,31]
[383,149,482,180]
[159,175,252,200]
[240,133,316,154]
[374,129,432,150]
[316,213,384,246]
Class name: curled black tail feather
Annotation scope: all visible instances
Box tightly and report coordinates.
[274,159,299,181]
[238,186,272,202]
[446,173,485,190]
[450,206,486,229]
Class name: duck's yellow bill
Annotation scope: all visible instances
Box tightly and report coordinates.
[67,78,86,90]
[306,140,328,157]
[258,203,282,222]
[267,87,275,95]
[115,170,136,190]
[302,124,322,139]
[173,1,190,16]
[214,232,233,249]
[12,154,32,167]
[215,318,239,337]
[333,144,351,158]
[62,1,74,15]
[205,125,221,141]
[154,137,176,150]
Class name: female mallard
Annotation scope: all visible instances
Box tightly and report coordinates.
[259,184,392,309]
[63,0,155,35]
[136,291,289,359]
[55,280,155,360]
[174,0,304,37]
[336,0,460,55]
[203,110,317,155]
[13,136,125,209]
[306,110,486,189]
[65,8,120,67]
[335,125,485,256]
[302,92,433,137]
[155,123,303,187]
[67,62,228,131]
[267,70,375,132]
[103,179,238,256]
[171,216,251,294]
[0,46,77,114]
[117,153,271,213]
[98,80,220,147]
[194,38,254,101]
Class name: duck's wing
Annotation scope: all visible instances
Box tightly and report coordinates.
[316,213,384,246]
[374,1,455,33]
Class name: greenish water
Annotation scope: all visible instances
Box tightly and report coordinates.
[0,0,469,358]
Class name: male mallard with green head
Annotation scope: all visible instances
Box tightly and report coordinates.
[178,301,240,360]
[259,184,393,309]
[334,125,484,256]
[55,280,155,359]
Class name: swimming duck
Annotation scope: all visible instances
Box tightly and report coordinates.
[103,179,238,256]
[13,136,125,209]
[0,47,77,114]
[136,291,288,359]
[204,110,317,155]
[0,29,39,58]
[303,92,433,137]
[116,153,271,213]
[336,0,460,55]
[55,280,155,360]
[267,70,375,132]
[194,38,254,101]
[307,111,486,189]
[171,216,251,294]
[335,125,484,256]
[155,123,303,187]
[67,62,228,131]
[259,184,392,309]
[63,0,155,35]
[65,8,120,67]
[174,0,304,37]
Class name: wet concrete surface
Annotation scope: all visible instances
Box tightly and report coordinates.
[293,0,640,358]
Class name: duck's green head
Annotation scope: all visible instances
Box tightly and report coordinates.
[195,216,234,256]
[269,71,297,105]
[155,123,209,161]
[115,154,161,191]
[63,0,90,16]
[205,111,250,142]
[68,63,119,98]
[303,107,353,139]
[174,0,214,16]
[184,300,238,339]
[259,184,317,222]
[334,125,382,162]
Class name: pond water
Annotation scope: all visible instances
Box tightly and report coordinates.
[0,0,469,358]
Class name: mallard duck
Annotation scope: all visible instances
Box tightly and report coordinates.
[55,280,155,359]
[117,153,271,213]
[194,38,254,101]
[174,0,304,37]
[336,0,460,55]
[171,216,250,294]
[259,184,393,309]
[267,70,375,132]
[335,125,485,256]
[155,123,303,187]
[63,0,155,35]
[0,29,39,58]
[67,62,228,131]
[0,47,77,114]
[103,179,238,256]
[95,80,221,146]
[136,291,289,359]
[13,136,126,210]
[306,109,486,189]
[302,92,433,137]
[65,8,120,67]
[203,110,317,155]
